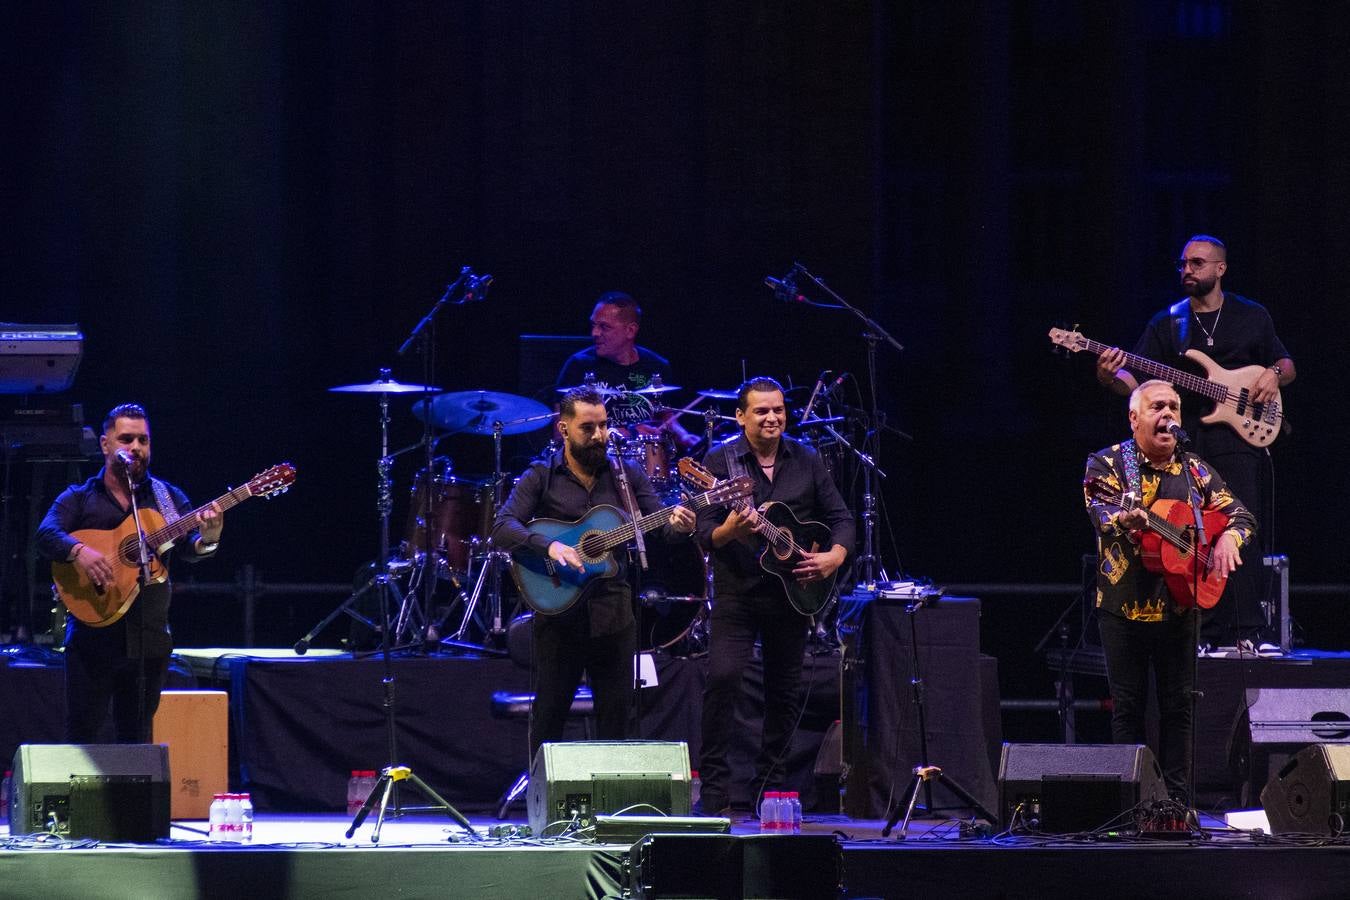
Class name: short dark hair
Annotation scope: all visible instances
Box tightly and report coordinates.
[102,403,148,433]
[560,386,607,419]
[736,376,785,412]
[1186,234,1227,259]
[596,291,641,323]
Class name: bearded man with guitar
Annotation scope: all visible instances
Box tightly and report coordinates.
[1084,380,1254,799]
[1095,234,1293,650]
[36,403,224,743]
[693,376,854,816]
[491,386,696,760]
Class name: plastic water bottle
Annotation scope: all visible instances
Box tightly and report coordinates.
[689,770,701,810]
[347,771,364,815]
[239,793,254,843]
[759,791,781,832]
[208,793,228,841]
[224,794,243,842]
[787,791,802,834]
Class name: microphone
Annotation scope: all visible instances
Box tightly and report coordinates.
[764,275,808,304]
[115,449,136,467]
[801,370,830,422]
[1162,420,1192,448]
[823,372,847,395]
[465,273,493,302]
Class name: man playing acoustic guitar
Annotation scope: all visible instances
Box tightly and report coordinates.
[693,376,853,816]
[36,403,223,743]
[1083,380,1254,800]
[491,386,695,761]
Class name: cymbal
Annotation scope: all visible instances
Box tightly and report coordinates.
[633,383,681,395]
[697,389,738,400]
[329,377,441,394]
[555,383,623,395]
[413,391,552,435]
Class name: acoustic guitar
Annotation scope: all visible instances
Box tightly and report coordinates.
[51,463,296,627]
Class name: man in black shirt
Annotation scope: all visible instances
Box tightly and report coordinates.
[492,387,695,759]
[36,403,223,742]
[693,377,854,815]
[1096,234,1293,648]
[554,291,696,450]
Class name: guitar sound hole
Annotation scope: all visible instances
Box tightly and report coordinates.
[578,533,605,561]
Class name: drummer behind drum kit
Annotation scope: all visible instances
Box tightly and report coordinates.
[318,369,854,656]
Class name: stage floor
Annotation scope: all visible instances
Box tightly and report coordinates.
[5,808,1350,900]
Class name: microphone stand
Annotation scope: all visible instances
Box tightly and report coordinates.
[790,262,908,588]
[1180,449,1206,815]
[815,422,887,585]
[122,460,155,743]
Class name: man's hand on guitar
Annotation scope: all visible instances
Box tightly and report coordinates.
[1096,347,1127,386]
[1251,367,1280,405]
[715,507,764,547]
[792,546,847,584]
[1116,508,1148,533]
[667,504,696,534]
[548,540,585,572]
[198,502,225,543]
[1207,531,1243,577]
[73,545,113,593]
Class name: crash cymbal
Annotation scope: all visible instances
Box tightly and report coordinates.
[555,383,623,395]
[413,391,552,435]
[633,382,681,395]
[329,376,441,394]
[697,389,738,400]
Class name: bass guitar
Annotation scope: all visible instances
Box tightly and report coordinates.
[52,463,296,627]
[1048,327,1283,447]
[511,458,752,615]
[1084,476,1230,609]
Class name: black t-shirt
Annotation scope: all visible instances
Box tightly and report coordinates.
[1133,292,1291,457]
[555,346,674,427]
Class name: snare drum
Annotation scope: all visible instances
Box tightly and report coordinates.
[402,458,494,572]
[636,539,708,652]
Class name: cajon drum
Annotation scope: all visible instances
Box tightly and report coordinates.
[152,690,228,819]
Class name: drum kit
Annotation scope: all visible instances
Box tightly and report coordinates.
[312,370,771,656]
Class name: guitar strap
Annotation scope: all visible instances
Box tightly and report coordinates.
[1168,298,1191,353]
[1120,439,1142,500]
[149,478,182,526]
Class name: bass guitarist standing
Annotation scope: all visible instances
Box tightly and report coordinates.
[693,376,853,815]
[1084,381,1254,799]
[35,403,223,743]
[491,387,695,761]
[1095,235,1293,650]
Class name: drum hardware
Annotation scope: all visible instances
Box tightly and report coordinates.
[631,374,681,394]
[696,388,739,400]
[412,390,552,436]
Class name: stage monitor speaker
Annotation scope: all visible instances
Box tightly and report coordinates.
[998,743,1167,832]
[527,740,690,837]
[1230,688,1350,807]
[1260,743,1350,836]
[11,743,170,841]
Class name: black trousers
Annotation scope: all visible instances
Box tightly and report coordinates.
[1098,608,1197,798]
[529,607,636,762]
[64,627,169,743]
[699,586,809,810]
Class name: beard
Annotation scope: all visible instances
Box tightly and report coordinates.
[1182,273,1217,297]
[569,440,609,473]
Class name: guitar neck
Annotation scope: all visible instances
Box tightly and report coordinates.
[1075,336,1226,403]
[591,489,723,553]
[146,484,255,547]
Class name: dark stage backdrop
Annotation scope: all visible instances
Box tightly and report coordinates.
[4,3,1349,651]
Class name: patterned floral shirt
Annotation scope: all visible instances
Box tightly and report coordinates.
[1083,441,1256,622]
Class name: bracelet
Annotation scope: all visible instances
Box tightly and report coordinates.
[70,543,85,561]
[1269,363,1283,377]
[196,539,220,554]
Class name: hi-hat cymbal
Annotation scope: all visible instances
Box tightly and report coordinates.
[413,391,552,435]
[697,389,738,400]
[555,383,623,395]
[330,377,441,394]
[633,382,681,395]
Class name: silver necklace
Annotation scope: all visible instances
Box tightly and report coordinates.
[1193,303,1223,347]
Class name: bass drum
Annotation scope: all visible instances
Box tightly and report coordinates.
[636,538,708,653]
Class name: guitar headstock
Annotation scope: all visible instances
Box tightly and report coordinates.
[1083,475,1137,511]
[1048,326,1087,354]
[706,475,754,505]
[677,457,717,490]
[248,463,297,499]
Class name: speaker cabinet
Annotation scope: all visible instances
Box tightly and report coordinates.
[1231,688,1350,806]
[997,743,1167,832]
[11,744,170,841]
[526,740,690,836]
[1260,743,1350,836]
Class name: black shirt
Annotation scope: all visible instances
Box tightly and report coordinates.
[491,449,682,636]
[35,469,211,657]
[695,434,855,598]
